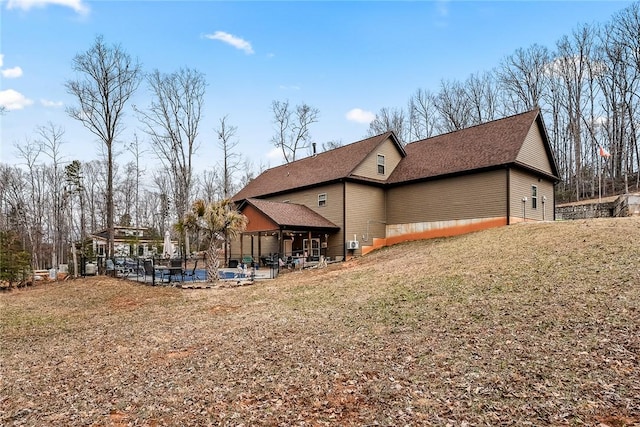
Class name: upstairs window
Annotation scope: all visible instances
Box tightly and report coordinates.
[318,193,327,207]
[377,154,385,175]
[531,185,538,209]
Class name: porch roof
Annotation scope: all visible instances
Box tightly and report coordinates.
[240,198,339,232]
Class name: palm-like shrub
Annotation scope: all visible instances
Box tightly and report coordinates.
[181,199,247,282]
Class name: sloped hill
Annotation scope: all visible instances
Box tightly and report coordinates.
[1,218,639,425]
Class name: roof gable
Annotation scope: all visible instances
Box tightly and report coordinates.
[240,198,339,231]
[515,113,559,177]
[388,109,557,183]
[351,135,405,180]
[232,132,404,201]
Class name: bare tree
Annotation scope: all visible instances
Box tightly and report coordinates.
[555,25,597,200]
[602,3,640,190]
[367,107,408,143]
[215,115,241,199]
[237,158,262,189]
[14,139,45,269]
[82,160,108,234]
[434,79,473,133]
[407,88,438,141]
[126,133,146,228]
[197,168,221,203]
[137,67,206,257]
[271,100,319,163]
[66,35,141,263]
[36,122,67,269]
[322,140,344,151]
[497,44,551,113]
[465,71,501,124]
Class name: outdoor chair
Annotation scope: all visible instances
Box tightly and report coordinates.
[169,258,184,282]
[184,260,198,281]
[143,259,163,283]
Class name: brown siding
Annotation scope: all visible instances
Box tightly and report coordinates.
[386,170,508,224]
[243,204,279,232]
[516,124,553,175]
[509,169,555,222]
[345,182,386,256]
[351,137,403,180]
[264,183,345,259]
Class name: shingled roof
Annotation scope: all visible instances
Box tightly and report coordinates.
[232,132,401,201]
[388,109,558,183]
[233,109,557,202]
[242,198,339,230]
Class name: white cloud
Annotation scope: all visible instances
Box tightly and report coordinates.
[1,66,23,78]
[278,84,300,91]
[346,108,375,124]
[266,147,285,162]
[204,31,254,54]
[6,0,89,14]
[41,99,63,108]
[0,89,34,110]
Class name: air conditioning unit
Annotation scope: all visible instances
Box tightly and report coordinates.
[347,240,359,250]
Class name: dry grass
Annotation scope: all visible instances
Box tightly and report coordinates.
[1,218,640,426]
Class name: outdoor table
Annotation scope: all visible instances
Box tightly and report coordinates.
[154,265,183,283]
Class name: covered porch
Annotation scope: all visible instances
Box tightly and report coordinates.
[232,198,340,268]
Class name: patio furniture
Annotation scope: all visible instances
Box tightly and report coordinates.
[163,258,184,283]
[143,259,162,285]
[184,260,198,281]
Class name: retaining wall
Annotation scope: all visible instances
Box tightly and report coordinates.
[555,194,640,220]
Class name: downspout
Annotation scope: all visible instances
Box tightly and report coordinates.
[553,181,557,221]
[506,168,511,225]
[342,180,346,261]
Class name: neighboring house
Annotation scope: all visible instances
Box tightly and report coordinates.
[231,109,560,263]
[90,226,172,260]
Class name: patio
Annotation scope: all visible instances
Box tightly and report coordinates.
[116,260,277,286]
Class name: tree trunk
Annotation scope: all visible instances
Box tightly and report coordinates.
[107,143,114,264]
[205,238,221,282]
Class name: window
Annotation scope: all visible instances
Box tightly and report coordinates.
[531,185,538,209]
[377,154,385,175]
[318,193,327,207]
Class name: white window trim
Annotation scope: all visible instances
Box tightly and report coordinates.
[318,193,327,207]
[377,154,385,175]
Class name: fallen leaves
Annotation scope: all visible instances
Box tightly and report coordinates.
[1,218,640,425]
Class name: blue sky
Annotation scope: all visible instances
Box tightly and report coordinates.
[0,0,635,175]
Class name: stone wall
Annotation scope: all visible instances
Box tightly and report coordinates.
[555,194,640,220]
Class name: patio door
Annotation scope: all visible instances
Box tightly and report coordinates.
[303,238,320,259]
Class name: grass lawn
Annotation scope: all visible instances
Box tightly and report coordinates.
[1,218,639,426]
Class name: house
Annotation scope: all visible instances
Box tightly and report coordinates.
[231,109,559,263]
[90,226,173,260]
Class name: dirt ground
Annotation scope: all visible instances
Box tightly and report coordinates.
[1,218,640,426]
